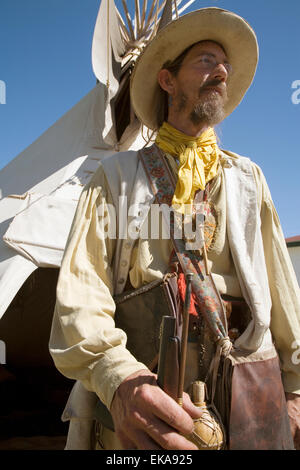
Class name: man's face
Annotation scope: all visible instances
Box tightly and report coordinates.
[168,41,230,126]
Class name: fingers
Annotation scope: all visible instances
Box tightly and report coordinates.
[142,386,195,436]
[111,369,201,450]
[135,412,199,450]
[182,392,203,419]
[119,371,193,434]
[118,411,198,450]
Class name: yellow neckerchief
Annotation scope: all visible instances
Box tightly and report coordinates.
[155,122,220,212]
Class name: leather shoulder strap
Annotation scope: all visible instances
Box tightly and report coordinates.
[139,145,227,341]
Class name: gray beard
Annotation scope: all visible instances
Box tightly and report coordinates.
[177,89,227,127]
[190,91,226,126]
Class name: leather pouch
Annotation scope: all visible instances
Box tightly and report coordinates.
[212,348,295,450]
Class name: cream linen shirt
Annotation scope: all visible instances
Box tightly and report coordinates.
[50,152,300,414]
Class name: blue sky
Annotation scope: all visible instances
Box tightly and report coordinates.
[0,0,299,237]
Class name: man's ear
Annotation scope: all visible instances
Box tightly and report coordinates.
[158,69,175,95]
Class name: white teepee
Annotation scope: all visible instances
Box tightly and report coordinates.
[0,0,196,320]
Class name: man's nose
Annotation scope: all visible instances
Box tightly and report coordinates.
[211,63,228,82]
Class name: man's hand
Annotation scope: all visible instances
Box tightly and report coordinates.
[286,392,300,450]
[110,369,203,450]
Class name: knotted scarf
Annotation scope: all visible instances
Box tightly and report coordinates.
[155,122,220,212]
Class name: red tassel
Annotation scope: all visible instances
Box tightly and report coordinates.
[169,250,198,317]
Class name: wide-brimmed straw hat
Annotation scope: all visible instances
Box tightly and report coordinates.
[130,7,258,130]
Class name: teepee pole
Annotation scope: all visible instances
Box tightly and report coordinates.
[135,0,141,34]
[140,0,148,32]
[143,0,161,34]
[116,9,131,43]
[122,0,136,40]
[149,0,164,40]
[178,0,196,16]
[106,0,110,88]
[173,0,179,18]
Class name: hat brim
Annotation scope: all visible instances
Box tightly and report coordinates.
[130,7,259,130]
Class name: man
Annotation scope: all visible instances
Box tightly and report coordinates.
[49,8,300,450]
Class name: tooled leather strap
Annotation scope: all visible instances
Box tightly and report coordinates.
[139,144,228,342]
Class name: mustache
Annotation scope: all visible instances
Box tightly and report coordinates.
[199,79,227,97]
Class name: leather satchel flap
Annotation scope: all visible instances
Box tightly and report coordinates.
[229,356,294,450]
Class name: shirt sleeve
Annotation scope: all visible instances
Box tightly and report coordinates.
[49,165,148,410]
[252,163,300,395]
